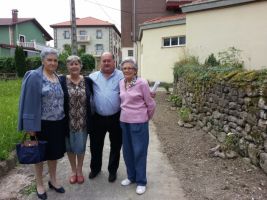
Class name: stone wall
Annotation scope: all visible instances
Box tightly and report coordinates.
[174,77,267,174]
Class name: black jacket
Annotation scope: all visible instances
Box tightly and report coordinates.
[59,75,94,135]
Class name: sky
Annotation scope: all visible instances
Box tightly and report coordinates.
[0,0,121,45]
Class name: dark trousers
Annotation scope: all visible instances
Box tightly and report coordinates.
[89,112,122,175]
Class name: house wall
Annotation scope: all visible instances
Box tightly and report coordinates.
[140,24,186,83]
[121,0,178,60]
[16,21,46,44]
[55,27,112,53]
[186,1,267,70]
[0,27,10,44]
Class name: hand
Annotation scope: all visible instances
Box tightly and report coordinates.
[27,131,36,136]
[150,92,156,98]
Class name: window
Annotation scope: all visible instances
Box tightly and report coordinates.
[128,50,133,57]
[64,31,70,39]
[79,30,86,35]
[19,35,25,42]
[96,30,102,39]
[179,36,186,45]
[80,45,86,53]
[96,44,103,51]
[162,36,186,47]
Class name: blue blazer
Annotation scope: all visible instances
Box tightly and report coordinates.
[18,66,43,132]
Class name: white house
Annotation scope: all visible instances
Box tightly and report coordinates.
[50,17,121,67]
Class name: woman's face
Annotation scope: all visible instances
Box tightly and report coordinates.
[67,60,81,76]
[122,62,137,81]
[43,54,58,72]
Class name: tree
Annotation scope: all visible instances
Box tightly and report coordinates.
[81,54,95,72]
[15,46,27,77]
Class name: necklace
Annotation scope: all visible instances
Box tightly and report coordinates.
[125,76,137,89]
[44,71,57,82]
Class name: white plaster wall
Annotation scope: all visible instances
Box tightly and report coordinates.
[140,24,186,83]
[186,1,267,70]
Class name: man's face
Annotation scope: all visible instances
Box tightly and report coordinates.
[100,53,115,75]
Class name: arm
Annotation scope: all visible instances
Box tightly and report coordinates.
[141,81,156,120]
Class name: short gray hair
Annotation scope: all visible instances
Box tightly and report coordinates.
[40,48,59,61]
[120,58,138,70]
[66,55,82,67]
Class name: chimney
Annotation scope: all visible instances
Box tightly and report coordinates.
[12,9,18,23]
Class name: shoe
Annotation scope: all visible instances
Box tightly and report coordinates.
[108,173,117,182]
[77,175,85,184]
[69,175,77,184]
[36,190,47,200]
[136,186,146,195]
[48,181,65,193]
[88,171,100,179]
[121,178,132,186]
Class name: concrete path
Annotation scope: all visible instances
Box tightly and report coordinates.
[25,121,186,200]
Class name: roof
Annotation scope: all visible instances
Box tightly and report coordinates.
[0,18,53,41]
[181,0,258,13]
[138,14,186,41]
[142,14,186,25]
[50,16,121,36]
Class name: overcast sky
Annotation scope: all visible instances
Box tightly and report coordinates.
[0,0,121,44]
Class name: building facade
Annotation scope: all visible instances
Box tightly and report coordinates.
[121,0,191,60]
[0,9,52,57]
[182,0,267,70]
[138,14,186,83]
[50,17,121,68]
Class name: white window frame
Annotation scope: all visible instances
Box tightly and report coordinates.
[162,35,186,47]
[96,30,103,39]
[19,34,26,42]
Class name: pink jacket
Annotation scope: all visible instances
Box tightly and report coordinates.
[119,77,156,123]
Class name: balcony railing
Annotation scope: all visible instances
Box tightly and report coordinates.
[77,35,90,42]
[17,41,53,52]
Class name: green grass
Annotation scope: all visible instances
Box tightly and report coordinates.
[0,79,22,160]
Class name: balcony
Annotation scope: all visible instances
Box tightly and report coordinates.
[77,35,90,43]
[17,41,53,52]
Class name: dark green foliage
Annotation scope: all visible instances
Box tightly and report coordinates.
[0,57,15,73]
[81,54,95,72]
[15,46,26,77]
[25,57,41,70]
[204,53,220,67]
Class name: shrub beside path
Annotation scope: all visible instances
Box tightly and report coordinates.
[0,121,186,200]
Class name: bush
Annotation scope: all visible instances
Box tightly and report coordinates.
[26,57,41,70]
[81,54,95,72]
[204,53,220,67]
[169,94,182,107]
[218,47,243,68]
[178,107,191,122]
[15,46,27,77]
[0,57,15,73]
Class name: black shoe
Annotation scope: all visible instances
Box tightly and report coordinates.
[36,190,47,200]
[88,171,100,179]
[48,181,65,193]
[108,173,117,182]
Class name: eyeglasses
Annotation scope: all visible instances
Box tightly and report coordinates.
[122,67,135,71]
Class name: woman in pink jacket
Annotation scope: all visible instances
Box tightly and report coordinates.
[119,58,156,195]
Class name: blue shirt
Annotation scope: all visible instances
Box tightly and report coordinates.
[41,76,65,120]
[89,69,124,116]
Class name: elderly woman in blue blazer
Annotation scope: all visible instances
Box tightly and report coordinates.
[18,48,66,200]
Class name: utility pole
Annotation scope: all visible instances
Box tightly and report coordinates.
[70,0,78,55]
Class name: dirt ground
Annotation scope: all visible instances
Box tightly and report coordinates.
[153,91,267,200]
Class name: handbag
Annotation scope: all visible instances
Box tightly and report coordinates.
[16,133,47,164]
